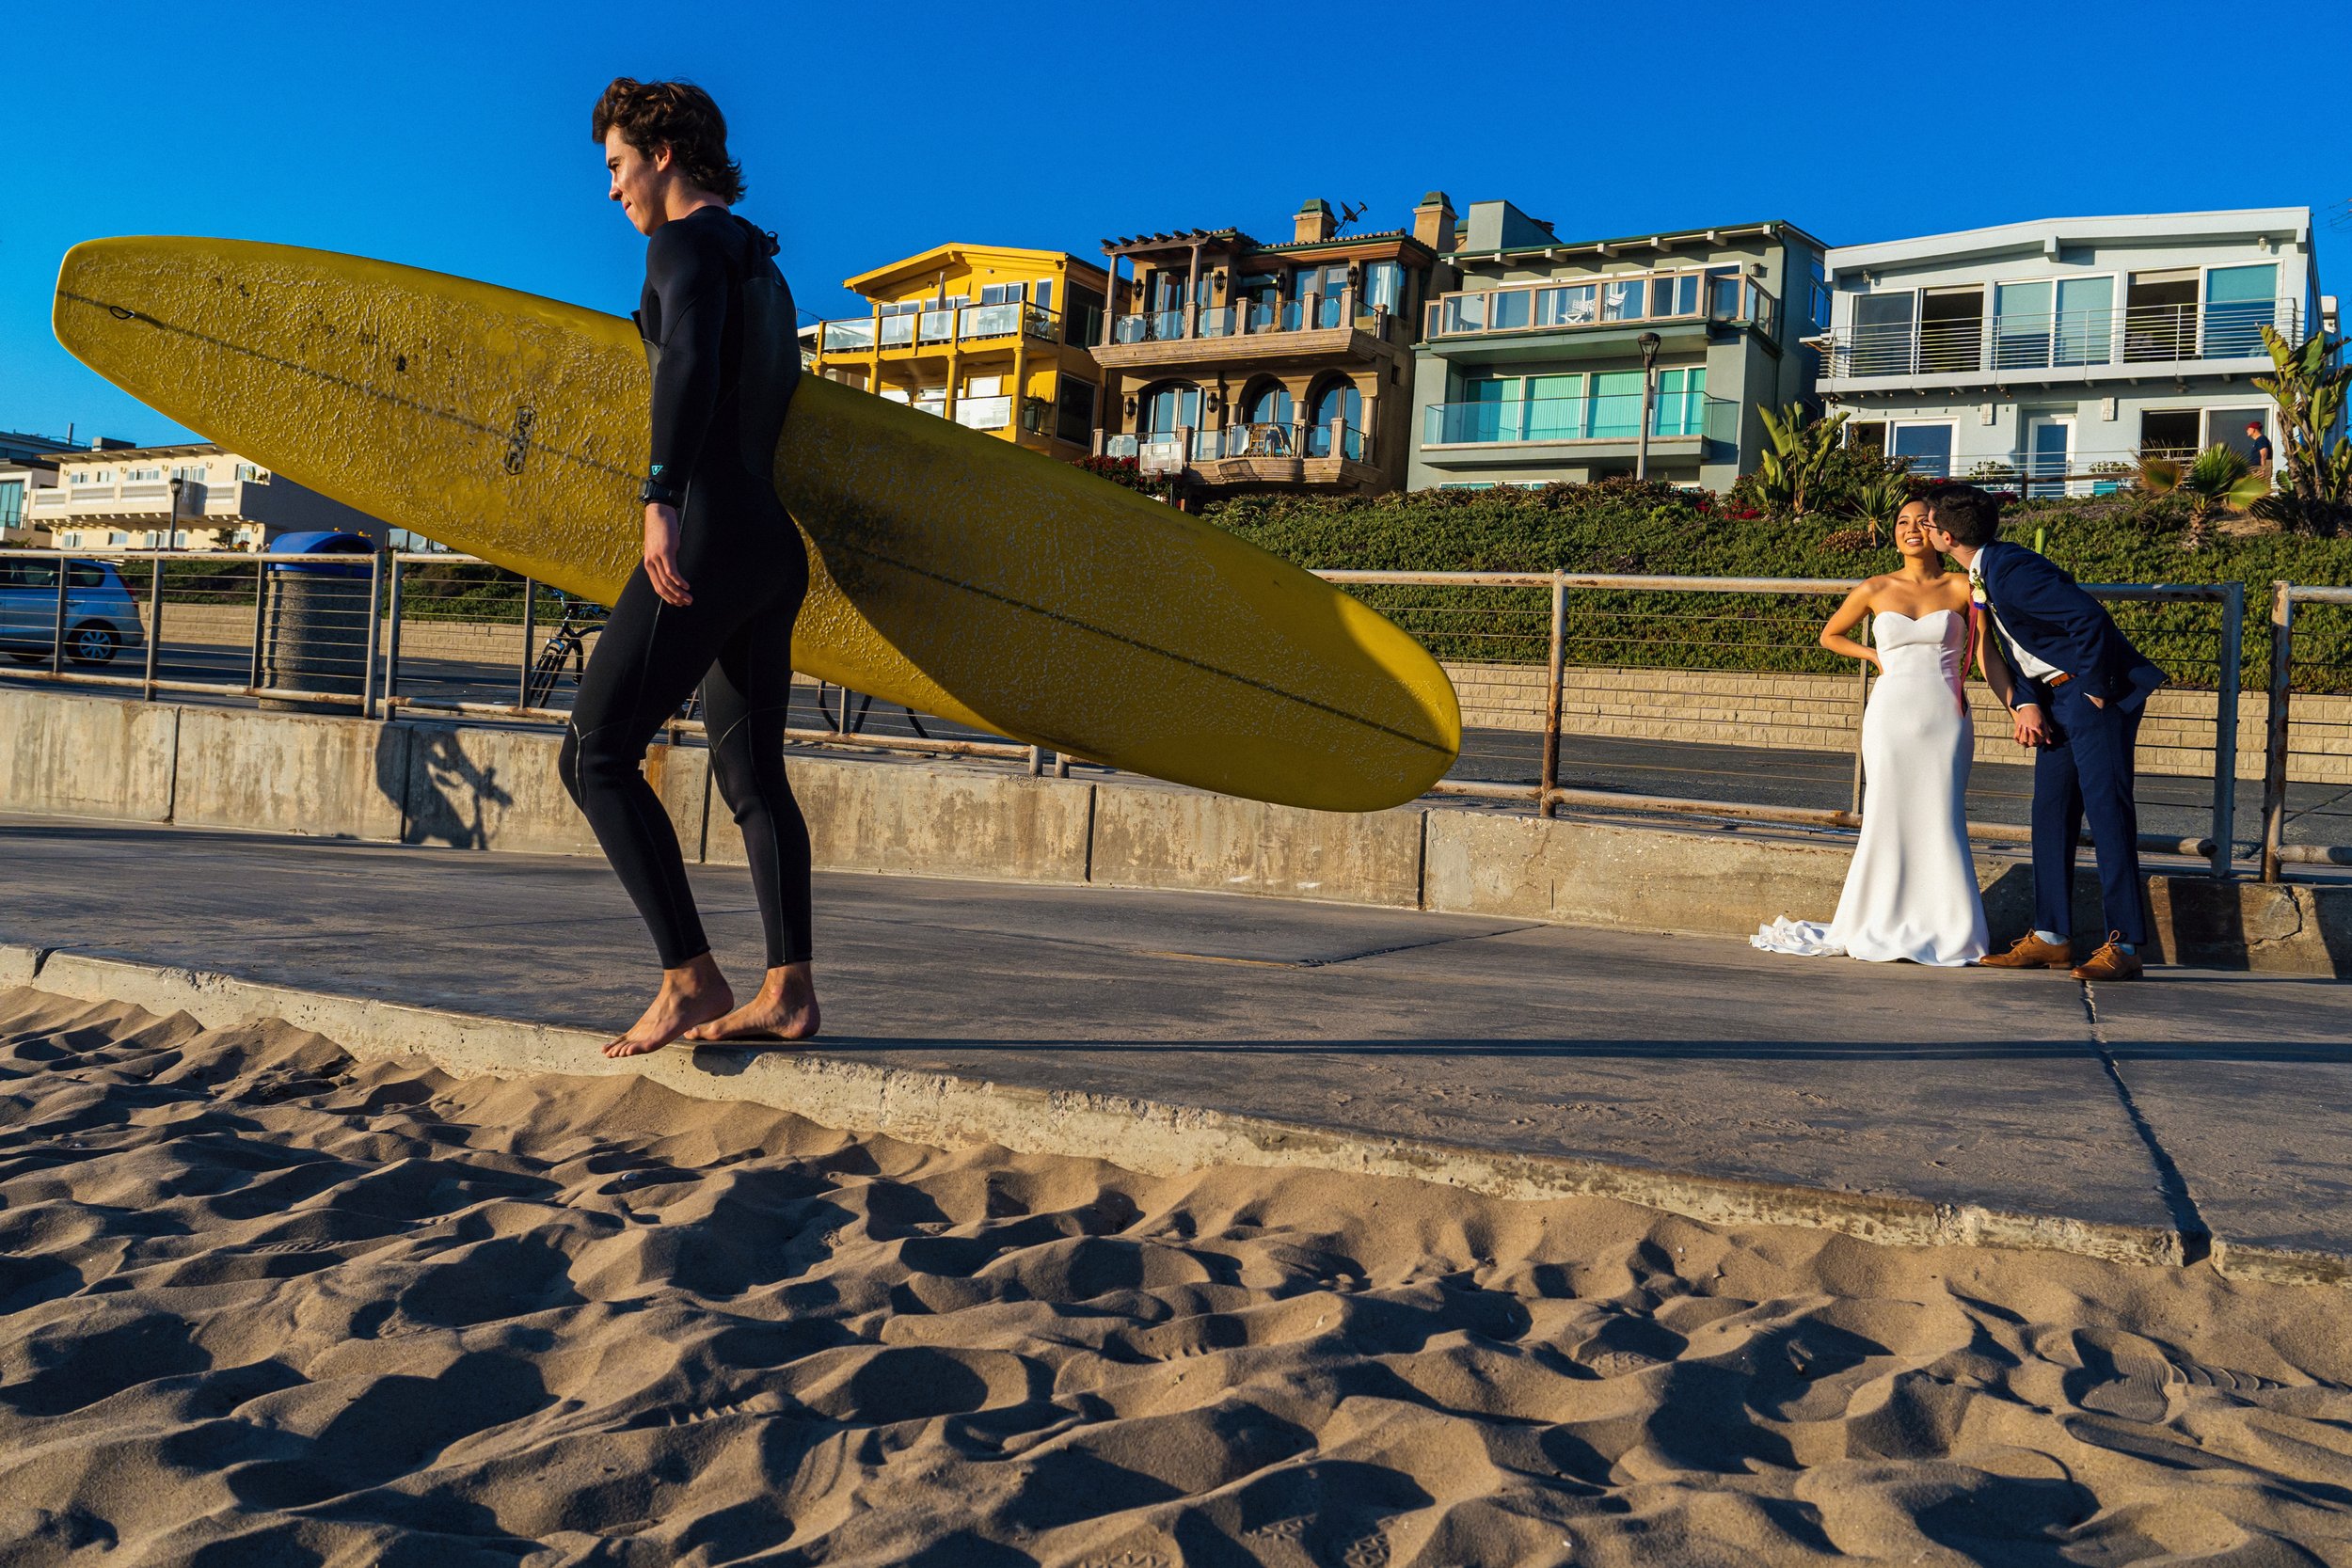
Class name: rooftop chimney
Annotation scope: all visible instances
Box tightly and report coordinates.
[1294,198,1335,245]
[1412,191,1457,252]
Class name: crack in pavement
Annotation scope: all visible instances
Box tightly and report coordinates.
[2083,978,2213,1266]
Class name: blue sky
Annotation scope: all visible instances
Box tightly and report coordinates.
[7,0,2347,445]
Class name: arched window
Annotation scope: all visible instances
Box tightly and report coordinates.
[1241,379,1293,454]
[1306,378,1363,459]
[1137,381,1201,435]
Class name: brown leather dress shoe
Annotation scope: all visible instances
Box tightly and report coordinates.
[2072,935,2144,982]
[1979,933,2073,969]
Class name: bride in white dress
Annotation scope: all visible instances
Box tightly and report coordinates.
[1754,499,1989,966]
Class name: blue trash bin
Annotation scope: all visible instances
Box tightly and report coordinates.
[261,532,377,710]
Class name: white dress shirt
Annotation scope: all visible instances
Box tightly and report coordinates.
[1970,558,2062,685]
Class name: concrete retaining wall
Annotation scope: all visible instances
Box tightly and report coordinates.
[4,686,2346,975]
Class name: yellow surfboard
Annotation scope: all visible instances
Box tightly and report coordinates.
[51,237,1459,811]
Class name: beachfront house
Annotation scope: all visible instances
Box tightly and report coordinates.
[1812,209,2330,493]
[808,244,1110,461]
[1090,195,1453,499]
[1405,203,1826,493]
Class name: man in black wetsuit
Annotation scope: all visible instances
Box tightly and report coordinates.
[570,77,818,1056]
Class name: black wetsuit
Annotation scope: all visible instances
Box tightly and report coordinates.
[560,205,811,970]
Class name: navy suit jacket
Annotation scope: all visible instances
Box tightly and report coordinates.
[1976,540,2168,711]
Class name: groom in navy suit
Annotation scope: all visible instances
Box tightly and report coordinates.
[1919,484,2168,981]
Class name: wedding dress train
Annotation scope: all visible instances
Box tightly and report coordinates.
[1752,609,1989,966]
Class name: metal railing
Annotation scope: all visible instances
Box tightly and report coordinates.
[0,546,384,712]
[1423,393,1736,447]
[1825,298,2303,379]
[2,551,2303,877]
[2259,583,2352,879]
[1312,571,2245,876]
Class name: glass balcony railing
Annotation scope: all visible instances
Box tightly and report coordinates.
[1102,422,1371,467]
[820,317,877,353]
[953,395,1013,431]
[1427,271,1775,341]
[1097,291,1389,347]
[1828,299,2302,379]
[818,302,1066,355]
[1422,393,1736,447]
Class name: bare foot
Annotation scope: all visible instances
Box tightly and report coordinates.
[604,955,734,1058]
[683,962,820,1045]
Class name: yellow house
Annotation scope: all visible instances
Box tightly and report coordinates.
[813,244,1108,460]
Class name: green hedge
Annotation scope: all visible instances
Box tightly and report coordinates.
[1203,482,2352,691]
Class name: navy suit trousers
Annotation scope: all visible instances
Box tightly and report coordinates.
[2033,684,2148,946]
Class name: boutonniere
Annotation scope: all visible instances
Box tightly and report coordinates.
[1971,583,1988,606]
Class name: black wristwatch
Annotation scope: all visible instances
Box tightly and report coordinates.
[639,476,682,507]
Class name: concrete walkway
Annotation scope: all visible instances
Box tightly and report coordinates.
[6,813,2349,1282]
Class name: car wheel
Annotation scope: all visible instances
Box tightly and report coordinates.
[7,650,47,665]
[67,623,119,666]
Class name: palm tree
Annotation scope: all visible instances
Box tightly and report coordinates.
[2136,444,2271,550]
[1852,467,1915,546]
[1753,404,1851,519]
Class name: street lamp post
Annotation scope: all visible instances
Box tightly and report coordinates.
[1634,330,1663,481]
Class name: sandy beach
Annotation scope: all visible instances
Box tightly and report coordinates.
[5,987,2351,1566]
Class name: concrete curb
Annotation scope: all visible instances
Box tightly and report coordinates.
[15,939,2336,1288]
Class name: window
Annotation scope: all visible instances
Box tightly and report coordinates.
[2209,406,2271,461]
[1063,284,1104,346]
[1490,290,1533,330]
[1808,258,1831,332]
[1647,273,1700,318]
[965,374,1003,397]
[1054,379,1096,445]
[1889,421,1955,478]
[235,463,266,482]
[172,463,207,482]
[2139,408,2200,459]
[1305,378,1361,458]
[1589,370,1644,437]
[108,531,128,546]
[1361,261,1404,314]
[0,480,21,529]
[1653,366,1708,436]
[1535,284,1597,326]
[1295,264,1348,327]
[879,300,922,315]
[1995,277,2114,369]
[126,467,162,482]
[2204,263,2280,357]
[1918,287,1983,373]
[1522,373,1582,440]
[1035,280,1053,315]
[978,282,1027,306]
[1138,382,1201,435]
[1599,277,1644,323]
[1847,420,1887,455]
[1851,292,1916,375]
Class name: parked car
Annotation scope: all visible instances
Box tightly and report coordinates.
[0,556,147,666]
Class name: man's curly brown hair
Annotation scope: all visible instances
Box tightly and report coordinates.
[592,78,744,204]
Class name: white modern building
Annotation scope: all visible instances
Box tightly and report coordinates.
[1,460,60,546]
[1812,209,2330,492]
[30,443,389,551]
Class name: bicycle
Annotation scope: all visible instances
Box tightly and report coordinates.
[525,591,606,710]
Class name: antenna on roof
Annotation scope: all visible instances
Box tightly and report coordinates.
[1334,200,1369,234]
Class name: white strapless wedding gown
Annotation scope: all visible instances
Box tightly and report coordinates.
[1752,609,1989,966]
